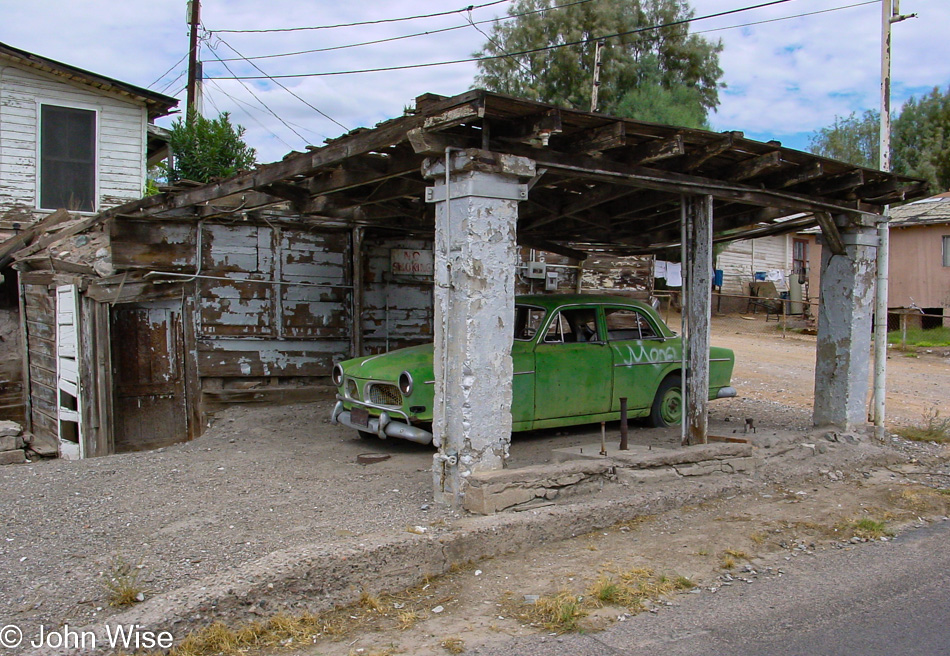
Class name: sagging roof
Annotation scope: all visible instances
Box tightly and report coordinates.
[0,40,178,120]
[25,89,930,258]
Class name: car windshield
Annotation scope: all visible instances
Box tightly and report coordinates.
[513,305,546,341]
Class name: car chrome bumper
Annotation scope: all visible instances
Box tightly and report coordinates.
[716,386,737,399]
[330,400,433,444]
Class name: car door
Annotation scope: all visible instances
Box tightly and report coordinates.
[605,306,678,412]
[533,306,611,421]
[511,305,544,428]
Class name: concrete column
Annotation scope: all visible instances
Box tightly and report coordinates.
[683,195,713,446]
[423,150,535,507]
[813,216,878,429]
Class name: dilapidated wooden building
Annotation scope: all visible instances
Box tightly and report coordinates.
[1,90,925,472]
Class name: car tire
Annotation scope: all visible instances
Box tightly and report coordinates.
[649,374,682,427]
[358,430,378,440]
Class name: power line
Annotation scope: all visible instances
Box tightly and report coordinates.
[209,0,595,62]
[149,52,189,89]
[209,79,325,142]
[693,0,878,36]
[211,0,510,34]
[206,0,803,80]
[464,8,537,83]
[214,37,349,132]
[204,45,311,145]
[206,79,295,150]
[158,69,187,95]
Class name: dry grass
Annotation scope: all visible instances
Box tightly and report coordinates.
[529,591,586,632]
[100,557,147,607]
[440,636,466,654]
[894,406,950,443]
[841,517,894,540]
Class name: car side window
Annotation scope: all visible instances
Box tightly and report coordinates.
[514,306,546,341]
[544,308,600,343]
[605,308,659,341]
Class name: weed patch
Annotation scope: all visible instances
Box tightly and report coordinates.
[100,557,146,607]
[894,407,950,443]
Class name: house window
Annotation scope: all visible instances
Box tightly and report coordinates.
[40,105,96,212]
[944,236,950,267]
[792,238,808,275]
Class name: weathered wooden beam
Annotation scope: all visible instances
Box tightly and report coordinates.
[501,143,869,217]
[804,170,865,197]
[726,150,784,181]
[493,109,564,146]
[769,161,823,188]
[257,181,311,205]
[522,183,636,231]
[560,121,626,154]
[408,128,472,155]
[816,212,846,255]
[422,99,485,131]
[517,237,588,261]
[681,131,742,171]
[684,195,713,446]
[626,134,685,165]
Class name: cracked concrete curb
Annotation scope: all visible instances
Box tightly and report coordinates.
[32,439,899,655]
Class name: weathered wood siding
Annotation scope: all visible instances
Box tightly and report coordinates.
[195,223,351,380]
[716,235,791,297]
[514,248,653,297]
[362,236,434,354]
[20,277,57,443]
[0,63,147,228]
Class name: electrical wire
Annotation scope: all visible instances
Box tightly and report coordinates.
[214,37,349,132]
[158,69,187,95]
[206,0,805,80]
[206,79,296,150]
[209,78,329,144]
[148,52,189,89]
[212,0,510,33]
[209,0,595,62]
[465,7,537,82]
[692,0,879,37]
[204,45,311,144]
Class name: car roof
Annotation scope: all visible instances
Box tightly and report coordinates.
[516,294,653,312]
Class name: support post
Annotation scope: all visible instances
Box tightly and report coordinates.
[683,195,713,446]
[423,149,535,507]
[814,216,879,429]
[351,226,364,358]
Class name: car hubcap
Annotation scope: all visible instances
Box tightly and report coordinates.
[661,387,682,424]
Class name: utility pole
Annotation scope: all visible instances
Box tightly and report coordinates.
[590,40,606,112]
[186,0,202,120]
[872,0,915,438]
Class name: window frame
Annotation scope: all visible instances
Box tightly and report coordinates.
[603,306,662,341]
[36,100,100,214]
[943,235,950,268]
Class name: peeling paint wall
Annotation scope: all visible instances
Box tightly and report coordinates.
[0,62,148,234]
[362,236,434,354]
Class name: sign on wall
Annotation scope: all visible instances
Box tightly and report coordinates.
[391,248,434,277]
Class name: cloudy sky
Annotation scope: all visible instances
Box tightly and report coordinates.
[2,0,947,164]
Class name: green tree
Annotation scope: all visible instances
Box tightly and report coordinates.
[167,111,256,184]
[473,0,722,127]
[807,110,880,169]
[893,86,950,193]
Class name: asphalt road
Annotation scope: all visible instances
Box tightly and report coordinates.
[475,519,950,656]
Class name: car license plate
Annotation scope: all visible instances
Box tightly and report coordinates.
[351,407,369,428]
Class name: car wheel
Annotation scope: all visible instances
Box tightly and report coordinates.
[358,430,378,440]
[649,374,682,427]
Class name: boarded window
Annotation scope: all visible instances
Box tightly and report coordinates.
[40,105,96,212]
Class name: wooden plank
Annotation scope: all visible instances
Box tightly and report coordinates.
[727,151,784,181]
[681,132,741,171]
[816,212,846,256]
[17,278,32,433]
[0,208,71,267]
[561,122,626,154]
[110,220,196,269]
[28,365,55,389]
[626,134,685,164]
[30,407,57,442]
[196,349,336,378]
[181,297,201,441]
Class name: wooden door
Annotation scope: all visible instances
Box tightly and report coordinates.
[111,302,188,452]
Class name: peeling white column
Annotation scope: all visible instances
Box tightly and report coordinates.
[813,219,878,429]
[423,150,535,507]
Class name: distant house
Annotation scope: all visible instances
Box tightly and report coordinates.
[715,232,811,313]
[790,193,950,328]
[0,41,177,432]
[0,40,177,235]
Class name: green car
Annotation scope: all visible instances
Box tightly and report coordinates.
[330,294,736,444]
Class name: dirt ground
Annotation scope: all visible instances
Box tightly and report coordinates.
[0,315,948,655]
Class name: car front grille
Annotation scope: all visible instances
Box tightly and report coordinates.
[367,383,402,407]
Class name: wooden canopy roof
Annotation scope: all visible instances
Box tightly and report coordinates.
[102,89,928,257]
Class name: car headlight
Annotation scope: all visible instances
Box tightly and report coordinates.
[332,363,344,386]
[398,371,414,396]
